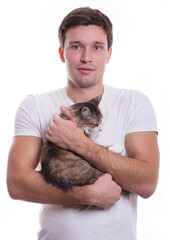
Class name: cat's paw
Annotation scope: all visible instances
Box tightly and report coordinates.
[108,145,123,154]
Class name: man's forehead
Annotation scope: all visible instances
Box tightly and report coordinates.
[65,25,107,45]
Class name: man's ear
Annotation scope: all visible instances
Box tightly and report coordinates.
[59,47,65,63]
[106,48,112,64]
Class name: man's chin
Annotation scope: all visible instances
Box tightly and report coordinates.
[73,79,101,88]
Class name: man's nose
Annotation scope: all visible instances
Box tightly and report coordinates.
[80,48,92,63]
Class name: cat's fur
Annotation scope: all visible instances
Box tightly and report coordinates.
[40,95,104,192]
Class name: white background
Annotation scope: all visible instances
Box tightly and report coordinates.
[0,0,170,239]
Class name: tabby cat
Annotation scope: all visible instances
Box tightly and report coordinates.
[40,95,104,192]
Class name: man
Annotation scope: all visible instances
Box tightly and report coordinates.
[7,7,159,240]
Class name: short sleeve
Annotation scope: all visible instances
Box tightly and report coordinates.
[124,91,158,135]
[14,95,41,138]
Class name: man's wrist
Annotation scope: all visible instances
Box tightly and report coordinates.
[71,135,95,158]
[69,185,91,205]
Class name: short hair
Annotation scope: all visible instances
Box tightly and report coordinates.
[58,7,113,50]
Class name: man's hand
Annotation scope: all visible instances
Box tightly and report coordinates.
[86,173,122,208]
[7,136,122,207]
[46,105,85,150]
[60,105,76,123]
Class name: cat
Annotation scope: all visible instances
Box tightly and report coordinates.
[40,95,105,192]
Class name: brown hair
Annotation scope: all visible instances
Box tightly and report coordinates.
[58,7,113,50]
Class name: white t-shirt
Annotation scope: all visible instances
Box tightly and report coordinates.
[14,85,157,240]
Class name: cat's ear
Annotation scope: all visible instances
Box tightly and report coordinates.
[90,95,102,106]
[81,107,91,119]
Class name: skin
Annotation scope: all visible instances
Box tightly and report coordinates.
[48,108,159,198]
[59,25,112,102]
[7,25,159,210]
[7,25,121,209]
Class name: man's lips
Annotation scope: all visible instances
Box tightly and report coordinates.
[77,66,96,74]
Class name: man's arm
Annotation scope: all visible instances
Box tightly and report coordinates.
[7,136,121,208]
[47,108,160,198]
[73,131,159,198]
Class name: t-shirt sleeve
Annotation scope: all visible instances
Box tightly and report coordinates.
[14,95,41,138]
[124,91,158,135]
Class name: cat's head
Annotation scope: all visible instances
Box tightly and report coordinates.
[69,95,103,136]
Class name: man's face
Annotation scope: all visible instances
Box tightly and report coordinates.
[59,25,112,88]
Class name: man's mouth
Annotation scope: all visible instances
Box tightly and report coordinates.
[77,66,96,74]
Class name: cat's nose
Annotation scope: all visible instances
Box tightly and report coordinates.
[99,125,102,131]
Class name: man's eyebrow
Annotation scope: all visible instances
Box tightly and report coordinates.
[94,41,106,45]
[69,41,81,45]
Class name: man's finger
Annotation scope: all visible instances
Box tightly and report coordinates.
[53,114,60,122]
[60,105,76,123]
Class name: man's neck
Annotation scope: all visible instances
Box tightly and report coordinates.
[66,81,104,103]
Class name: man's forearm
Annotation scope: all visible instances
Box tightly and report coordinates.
[46,115,159,198]
[8,169,89,205]
[71,135,159,198]
[7,136,121,208]
[8,169,121,208]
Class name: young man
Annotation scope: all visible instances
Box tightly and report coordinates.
[7,7,159,240]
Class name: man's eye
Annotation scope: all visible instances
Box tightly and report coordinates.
[72,45,80,50]
[94,45,101,50]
